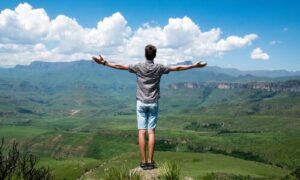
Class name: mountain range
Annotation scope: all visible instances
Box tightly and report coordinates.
[1,60,299,84]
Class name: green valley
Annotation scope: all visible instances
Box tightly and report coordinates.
[0,60,299,179]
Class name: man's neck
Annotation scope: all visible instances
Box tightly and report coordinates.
[146,59,154,64]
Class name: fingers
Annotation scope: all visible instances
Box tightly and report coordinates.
[92,55,105,65]
[92,56,99,62]
[92,56,98,61]
[195,61,207,67]
[99,55,106,62]
[92,57,98,63]
[92,56,102,64]
[200,61,207,66]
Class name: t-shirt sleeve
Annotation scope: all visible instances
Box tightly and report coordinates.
[159,64,171,74]
[128,63,139,74]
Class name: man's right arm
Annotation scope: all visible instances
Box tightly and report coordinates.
[169,61,207,71]
[92,55,129,70]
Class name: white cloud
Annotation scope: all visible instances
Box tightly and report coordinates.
[0,3,258,67]
[251,48,270,60]
[163,16,200,48]
[0,3,50,44]
[216,34,257,50]
[124,17,258,64]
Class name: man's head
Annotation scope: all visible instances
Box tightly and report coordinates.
[145,44,156,60]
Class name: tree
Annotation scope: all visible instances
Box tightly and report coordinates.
[0,137,19,179]
[0,137,54,180]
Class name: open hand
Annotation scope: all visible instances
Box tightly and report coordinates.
[92,55,106,65]
[194,61,207,68]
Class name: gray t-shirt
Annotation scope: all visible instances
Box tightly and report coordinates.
[128,60,170,103]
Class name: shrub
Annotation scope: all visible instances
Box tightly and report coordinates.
[155,139,177,151]
[158,161,181,180]
[0,137,54,180]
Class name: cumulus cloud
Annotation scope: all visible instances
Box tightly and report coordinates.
[0,3,50,44]
[0,3,258,67]
[251,48,270,60]
[123,16,258,64]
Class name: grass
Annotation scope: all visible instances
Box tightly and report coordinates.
[39,157,100,180]
[159,161,181,180]
[83,151,290,179]
[0,126,51,140]
[1,77,299,179]
[103,166,141,180]
[85,131,136,159]
[0,118,298,170]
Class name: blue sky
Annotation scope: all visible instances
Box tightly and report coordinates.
[0,0,299,70]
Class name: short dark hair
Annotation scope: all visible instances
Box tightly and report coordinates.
[145,44,156,60]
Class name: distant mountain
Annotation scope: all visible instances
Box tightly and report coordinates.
[0,60,299,88]
[170,60,300,78]
[204,66,300,78]
[0,60,136,94]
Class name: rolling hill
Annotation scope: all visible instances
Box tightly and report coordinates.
[0,60,299,179]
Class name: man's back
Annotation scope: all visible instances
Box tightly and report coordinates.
[92,44,207,170]
[129,60,170,103]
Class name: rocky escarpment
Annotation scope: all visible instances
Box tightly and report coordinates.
[168,79,300,92]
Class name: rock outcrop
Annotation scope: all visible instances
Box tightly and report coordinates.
[168,80,300,92]
[130,167,160,180]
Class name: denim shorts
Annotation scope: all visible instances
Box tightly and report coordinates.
[136,100,159,129]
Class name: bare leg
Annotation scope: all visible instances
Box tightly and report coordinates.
[147,129,155,162]
[138,129,147,163]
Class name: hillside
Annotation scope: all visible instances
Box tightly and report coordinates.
[0,60,299,179]
[168,80,300,92]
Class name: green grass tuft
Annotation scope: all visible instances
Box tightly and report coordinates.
[104,166,141,180]
[158,161,181,180]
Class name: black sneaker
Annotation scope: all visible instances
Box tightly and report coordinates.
[140,162,148,170]
[146,161,155,170]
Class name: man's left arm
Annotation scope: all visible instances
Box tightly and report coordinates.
[92,55,129,70]
[168,61,207,72]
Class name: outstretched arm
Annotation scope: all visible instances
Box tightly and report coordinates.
[169,61,207,71]
[92,55,128,70]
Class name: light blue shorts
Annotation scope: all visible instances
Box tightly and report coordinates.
[136,100,159,129]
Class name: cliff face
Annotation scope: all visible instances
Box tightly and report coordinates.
[168,80,300,92]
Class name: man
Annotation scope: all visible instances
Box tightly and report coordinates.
[92,44,207,170]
